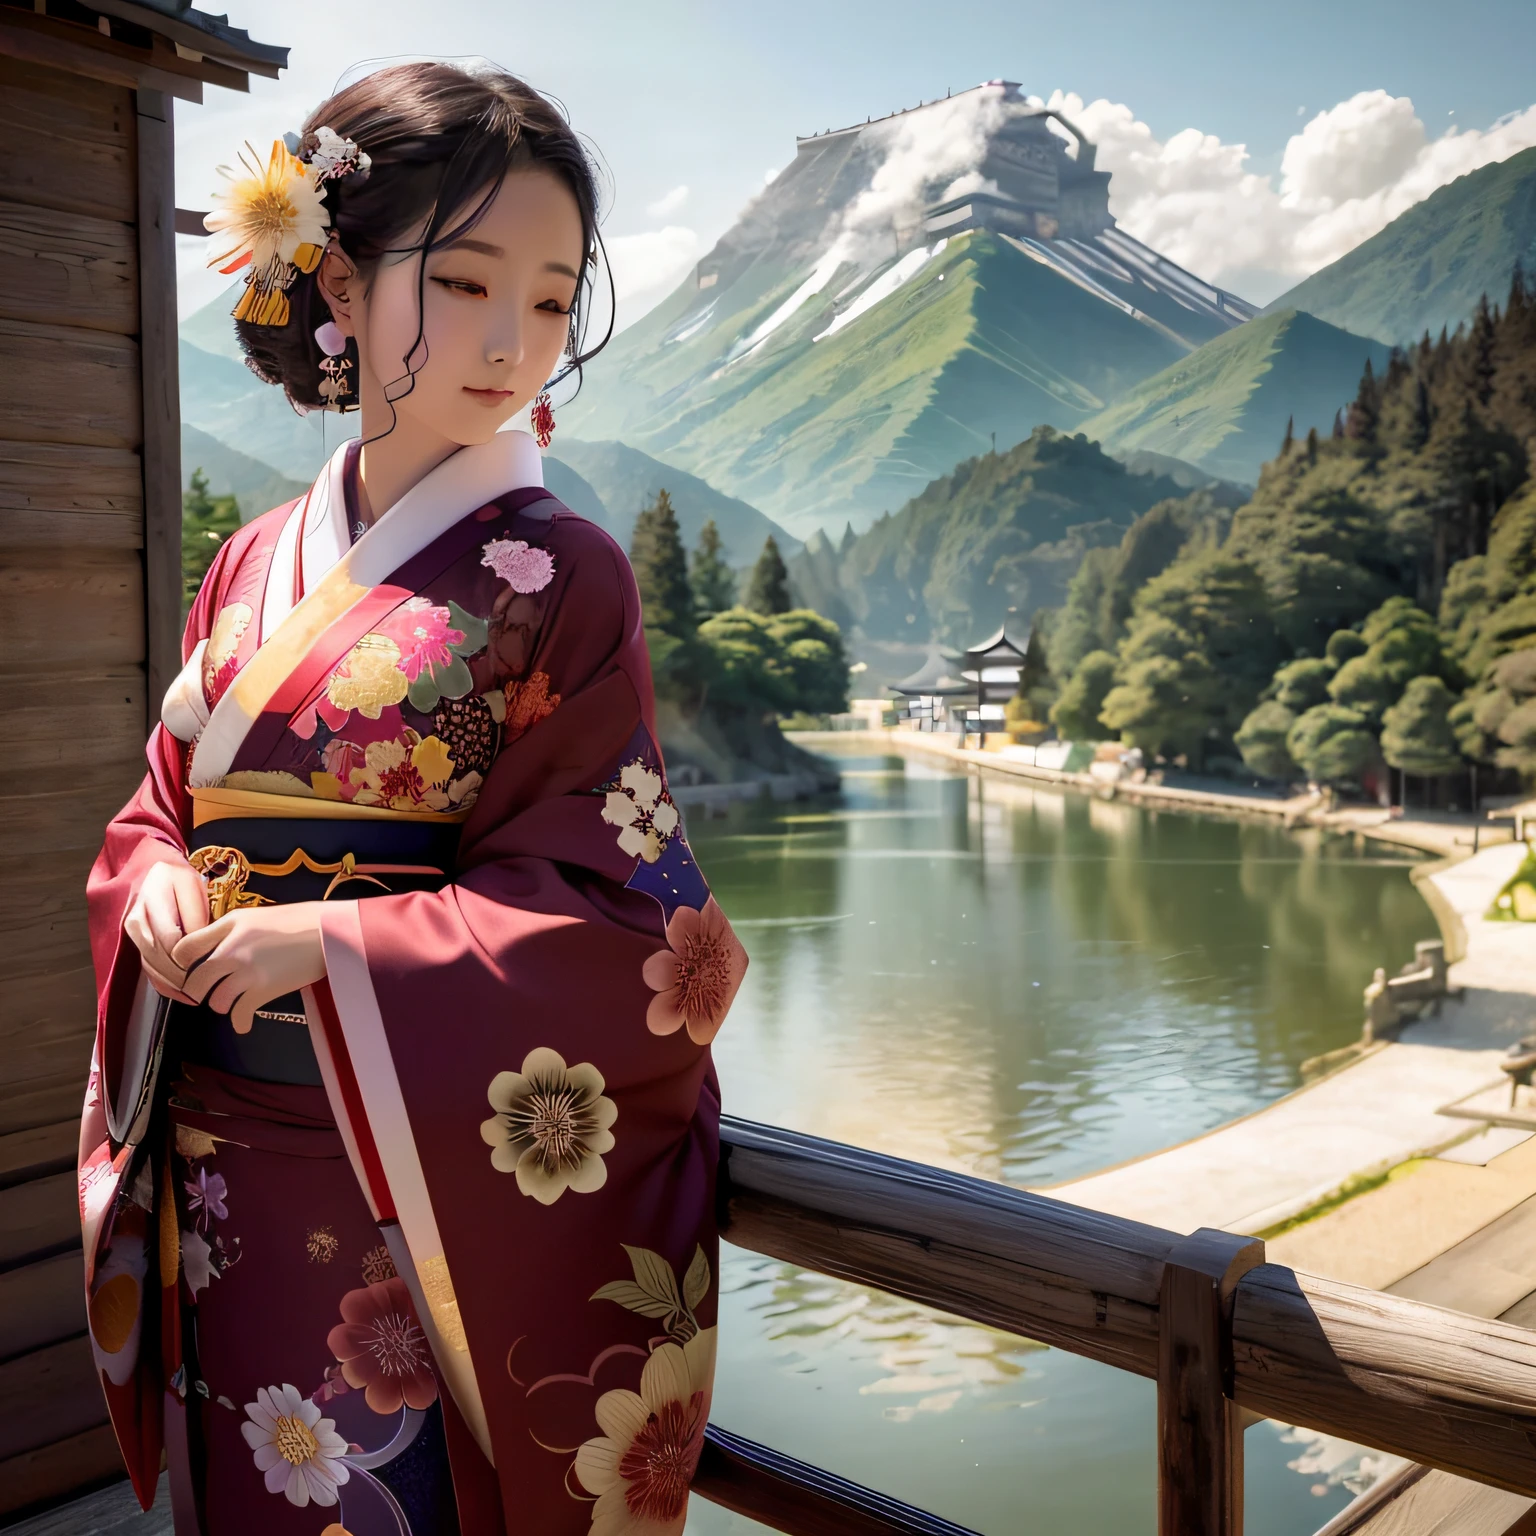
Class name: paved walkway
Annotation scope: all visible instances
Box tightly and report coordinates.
[1046,842,1536,1237]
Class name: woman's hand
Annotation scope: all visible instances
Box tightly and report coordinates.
[124,860,210,1004]
[171,902,329,1035]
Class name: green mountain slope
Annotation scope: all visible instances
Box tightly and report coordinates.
[182,424,307,521]
[1268,146,1536,344]
[549,439,796,565]
[1078,310,1391,486]
[563,230,1200,538]
[798,425,1193,643]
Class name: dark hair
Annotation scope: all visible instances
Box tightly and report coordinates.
[235,62,611,412]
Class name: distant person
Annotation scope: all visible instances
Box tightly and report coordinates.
[81,61,744,1536]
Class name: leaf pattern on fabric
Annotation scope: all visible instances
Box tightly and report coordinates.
[592,1244,709,1345]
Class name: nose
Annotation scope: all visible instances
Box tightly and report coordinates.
[485,311,525,370]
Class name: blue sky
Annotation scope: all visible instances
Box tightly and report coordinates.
[174,0,1536,321]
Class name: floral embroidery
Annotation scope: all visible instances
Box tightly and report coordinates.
[378,596,463,682]
[641,899,747,1046]
[360,1245,397,1285]
[592,1244,711,1345]
[504,671,561,741]
[181,1228,217,1295]
[601,763,680,864]
[325,633,409,718]
[184,1168,228,1229]
[306,1225,339,1264]
[573,1327,716,1534]
[482,537,555,593]
[203,602,252,706]
[241,1383,350,1507]
[434,694,500,775]
[349,735,456,811]
[327,1277,438,1414]
[481,1048,618,1204]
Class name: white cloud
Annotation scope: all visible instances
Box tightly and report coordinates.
[606,225,701,303]
[1042,88,1536,297]
[646,183,690,220]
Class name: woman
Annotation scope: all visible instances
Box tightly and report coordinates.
[82,62,745,1536]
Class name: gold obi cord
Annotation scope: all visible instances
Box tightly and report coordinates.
[189,845,446,915]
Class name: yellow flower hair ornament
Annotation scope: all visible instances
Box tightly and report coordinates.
[203,128,370,328]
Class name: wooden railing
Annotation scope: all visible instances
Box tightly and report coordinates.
[698,1117,1536,1536]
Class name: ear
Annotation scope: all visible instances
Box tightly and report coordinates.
[316,241,361,337]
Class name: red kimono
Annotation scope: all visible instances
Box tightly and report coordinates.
[81,430,745,1536]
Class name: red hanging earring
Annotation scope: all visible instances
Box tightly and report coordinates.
[531,392,555,449]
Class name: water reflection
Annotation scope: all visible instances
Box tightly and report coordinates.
[683,749,1434,1534]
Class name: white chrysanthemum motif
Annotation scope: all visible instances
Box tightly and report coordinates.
[241,1383,350,1507]
[601,762,680,864]
[481,537,556,593]
[480,1047,617,1204]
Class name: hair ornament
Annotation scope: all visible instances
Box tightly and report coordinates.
[204,140,329,327]
[301,125,373,187]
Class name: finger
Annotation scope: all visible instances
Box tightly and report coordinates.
[230,992,256,1035]
[181,949,238,1007]
[207,967,256,1017]
[142,963,197,1007]
[143,882,187,956]
[172,917,234,972]
[172,871,210,935]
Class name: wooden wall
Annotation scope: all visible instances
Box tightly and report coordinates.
[0,52,175,1516]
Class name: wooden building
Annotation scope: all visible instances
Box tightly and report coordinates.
[0,1,284,1516]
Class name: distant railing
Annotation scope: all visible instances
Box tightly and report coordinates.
[699,1117,1536,1536]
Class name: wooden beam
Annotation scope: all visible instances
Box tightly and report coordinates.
[0,199,137,335]
[0,1252,85,1365]
[0,1422,125,1521]
[695,1425,983,1536]
[1158,1228,1265,1536]
[717,1118,1536,1500]
[0,8,203,102]
[0,1170,79,1273]
[134,88,181,728]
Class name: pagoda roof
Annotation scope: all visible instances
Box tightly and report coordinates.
[890,645,974,696]
[963,624,1030,661]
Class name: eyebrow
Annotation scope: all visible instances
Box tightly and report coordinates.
[439,236,581,281]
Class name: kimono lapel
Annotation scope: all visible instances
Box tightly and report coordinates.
[189,430,544,789]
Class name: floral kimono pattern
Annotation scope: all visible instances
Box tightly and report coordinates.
[81,435,745,1536]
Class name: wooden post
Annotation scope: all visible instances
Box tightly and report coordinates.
[134,86,181,729]
[1158,1228,1266,1536]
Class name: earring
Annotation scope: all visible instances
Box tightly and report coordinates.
[531,392,555,449]
[315,319,353,410]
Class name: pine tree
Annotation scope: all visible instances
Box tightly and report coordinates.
[745,536,793,615]
[629,488,695,638]
[1470,294,1498,407]
[1331,409,1345,440]
[1345,358,1381,443]
[1280,415,1294,457]
[689,518,736,617]
[182,467,241,613]
[1306,425,1320,464]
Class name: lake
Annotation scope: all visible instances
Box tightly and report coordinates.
[683,745,1439,1536]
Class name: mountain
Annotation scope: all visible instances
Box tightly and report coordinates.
[1077,310,1391,485]
[179,338,356,484]
[547,439,797,565]
[791,424,1195,645]
[182,424,307,520]
[540,456,611,528]
[561,83,1256,538]
[1267,146,1536,344]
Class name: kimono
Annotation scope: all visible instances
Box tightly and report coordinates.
[80,429,745,1536]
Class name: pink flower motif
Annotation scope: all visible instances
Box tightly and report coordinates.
[641,897,748,1046]
[184,1168,228,1228]
[481,538,555,593]
[378,597,464,683]
[326,1277,439,1415]
[321,738,366,786]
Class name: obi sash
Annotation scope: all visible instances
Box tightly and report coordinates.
[177,800,461,1085]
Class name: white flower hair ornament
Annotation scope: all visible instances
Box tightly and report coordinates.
[204,128,370,329]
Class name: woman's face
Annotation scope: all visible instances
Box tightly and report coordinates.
[346,167,585,446]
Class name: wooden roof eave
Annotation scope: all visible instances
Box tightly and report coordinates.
[89,0,286,78]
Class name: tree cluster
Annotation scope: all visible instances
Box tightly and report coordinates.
[1043,267,1536,788]
[182,467,242,614]
[629,491,850,730]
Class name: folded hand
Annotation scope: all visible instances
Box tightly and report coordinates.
[123,860,210,1005]
[172,902,329,1035]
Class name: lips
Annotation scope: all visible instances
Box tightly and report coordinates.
[464,387,516,401]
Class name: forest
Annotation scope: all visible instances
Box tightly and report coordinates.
[1039,269,1536,796]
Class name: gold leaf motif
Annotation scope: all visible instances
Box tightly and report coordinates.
[326,633,408,719]
[175,1125,219,1161]
[305,1225,339,1264]
[418,1253,468,1352]
[203,602,253,694]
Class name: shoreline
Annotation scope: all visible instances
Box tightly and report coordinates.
[787,727,1513,861]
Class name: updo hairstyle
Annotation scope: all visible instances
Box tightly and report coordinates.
[235,62,611,411]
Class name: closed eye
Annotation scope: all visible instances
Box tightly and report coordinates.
[431,277,487,297]
[536,297,574,315]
